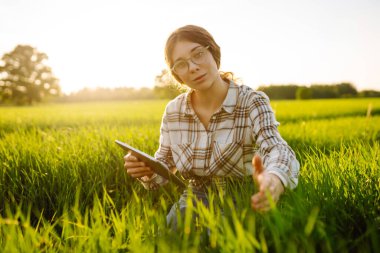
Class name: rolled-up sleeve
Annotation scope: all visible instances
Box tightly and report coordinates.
[249,92,300,189]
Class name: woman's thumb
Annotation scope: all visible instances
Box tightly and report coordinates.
[252,155,264,181]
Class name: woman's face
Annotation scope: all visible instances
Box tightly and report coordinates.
[171,40,219,91]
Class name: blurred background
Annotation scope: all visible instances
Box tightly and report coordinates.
[0,0,379,104]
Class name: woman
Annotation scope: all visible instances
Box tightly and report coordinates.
[124,25,300,228]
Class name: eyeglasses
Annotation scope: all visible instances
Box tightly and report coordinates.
[171,45,210,75]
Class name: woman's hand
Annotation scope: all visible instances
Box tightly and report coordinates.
[124,152,154,180]
[251,155,285,212]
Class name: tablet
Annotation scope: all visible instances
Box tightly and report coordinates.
[115,140,186,189]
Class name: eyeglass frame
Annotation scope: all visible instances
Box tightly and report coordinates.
[170,45,210,75]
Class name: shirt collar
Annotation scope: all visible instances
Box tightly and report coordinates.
[183,90,193,116]
[222,80,238,114]
[183,80,238,116]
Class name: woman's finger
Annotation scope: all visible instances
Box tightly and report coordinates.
[124,159,145,168]
[256,204,272,212]
[129,171,154,178]
[251,194,270,211]
[252,155,264,182]
[251,191,265,205]
[127,167,152,173]
[124,153,139,162]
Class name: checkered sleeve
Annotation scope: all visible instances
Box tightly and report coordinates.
[138,108,175,190]
[249,91,300,189]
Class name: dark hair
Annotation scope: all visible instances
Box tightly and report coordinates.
[165,25,235,84]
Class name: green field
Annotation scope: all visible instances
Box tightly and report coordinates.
[1,98,379,252]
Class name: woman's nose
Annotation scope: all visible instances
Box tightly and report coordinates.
[188,60,200,73]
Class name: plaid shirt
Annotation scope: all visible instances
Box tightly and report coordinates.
[140,82,299,190]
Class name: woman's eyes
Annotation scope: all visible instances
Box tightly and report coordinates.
[193,51,204,59]
[176,61,187,68]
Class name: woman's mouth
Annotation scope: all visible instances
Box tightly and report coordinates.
[193,74,207,82]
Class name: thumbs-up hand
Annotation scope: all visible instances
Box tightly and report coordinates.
[251,155,284,212]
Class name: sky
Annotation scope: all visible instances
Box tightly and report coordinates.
[0,0,379,94]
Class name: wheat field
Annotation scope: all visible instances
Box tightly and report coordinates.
[1,98,379,252]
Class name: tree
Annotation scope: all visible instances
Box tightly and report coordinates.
[257,85,299,100]
[0,45,60,105]
[57,87,155,102]
[358,90,380,98]
[309,84,339,99]
[296,87,312,100]
[336,82,357,97]
[153,69,186,99]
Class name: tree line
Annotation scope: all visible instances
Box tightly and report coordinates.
[153,71,380,100]
[258,83,380,100]
[1,44,379,105]
[56,87,156,102]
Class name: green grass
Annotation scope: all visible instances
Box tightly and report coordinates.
[271,98,380,122]
[1,98,379,252]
